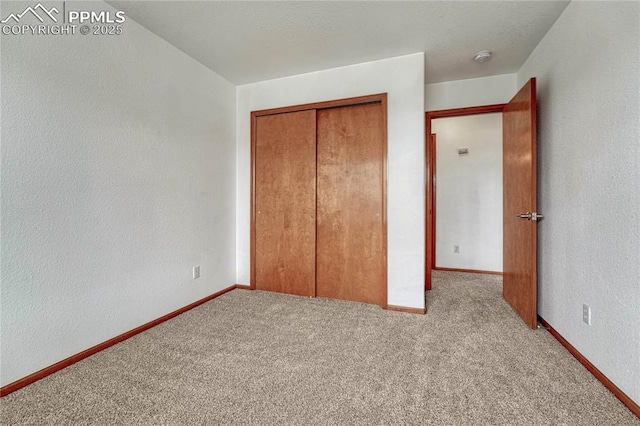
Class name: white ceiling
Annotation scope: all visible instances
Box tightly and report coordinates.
[107,1,570,85]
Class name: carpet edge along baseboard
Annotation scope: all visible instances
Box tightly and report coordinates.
[0,284,244,397]
[386,305,427,314]
[538,316,640,419]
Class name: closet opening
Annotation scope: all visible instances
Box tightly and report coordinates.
[250,94,388,308]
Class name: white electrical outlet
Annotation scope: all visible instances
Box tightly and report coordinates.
[193,266,200,280]
[453,245,460,254]
[582,304,591,325]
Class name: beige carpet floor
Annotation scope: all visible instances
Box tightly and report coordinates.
[1,271,638,425]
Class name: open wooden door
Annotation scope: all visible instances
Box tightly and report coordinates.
[502,78,538,329]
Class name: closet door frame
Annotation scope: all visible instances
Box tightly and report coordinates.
[250,93,388,308]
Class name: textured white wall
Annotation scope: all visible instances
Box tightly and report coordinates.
[518,2,640,404]
[432,114,503,272]
[425,74,517,112]
[236,53,425,309]
[0,2,237,386]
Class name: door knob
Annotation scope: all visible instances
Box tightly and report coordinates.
[517,212,543,221]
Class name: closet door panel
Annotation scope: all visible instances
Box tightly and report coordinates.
[254,110,316,297]
[316,103,385,305]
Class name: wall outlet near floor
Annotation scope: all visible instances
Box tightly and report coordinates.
[453,245,460,254]
[582,304,591,325]
[193,266,200,280]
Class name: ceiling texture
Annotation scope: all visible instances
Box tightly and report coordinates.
[107,1,570,85]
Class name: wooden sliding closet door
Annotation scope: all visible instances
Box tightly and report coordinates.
[254,110,316,297]
[316,103,386,305]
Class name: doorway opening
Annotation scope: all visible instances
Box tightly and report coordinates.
[425,78,539,330]
[425,104,506,291]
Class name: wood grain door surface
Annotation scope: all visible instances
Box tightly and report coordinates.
[254,110,317,297]
[502,78,538,329]
[316,103,385,305]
